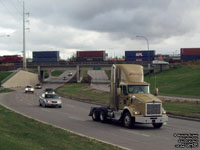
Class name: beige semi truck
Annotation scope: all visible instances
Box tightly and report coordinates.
[89,64,168,128]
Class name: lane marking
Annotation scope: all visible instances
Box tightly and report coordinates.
[68,116,85,121]
[120,129,150,137]
[0,103,130,150]
[41,109,50,112]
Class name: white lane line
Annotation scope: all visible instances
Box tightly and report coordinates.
[120,129,150,137]
[41,109,50,112]
[68,116,85,121]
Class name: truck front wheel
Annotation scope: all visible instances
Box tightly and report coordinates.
[152,123,163,128]
[92,110,100,121]
[123,112,134,128]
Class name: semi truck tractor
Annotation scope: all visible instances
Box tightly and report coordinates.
[89,64,168,128]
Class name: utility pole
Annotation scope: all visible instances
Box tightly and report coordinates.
[23,1,26,70]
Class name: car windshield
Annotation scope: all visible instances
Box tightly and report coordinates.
[128,85,149,94]
[45,88,54,92]
[36,84,40,86]
[45,94,58,99]
[27,86,32,88]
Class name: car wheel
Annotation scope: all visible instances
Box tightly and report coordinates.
[152,123,163,128]
[100,110,107,123]
[123,112,134,128]
[42,102,46,108]
[92,110,100,121]
[59,105,62,108]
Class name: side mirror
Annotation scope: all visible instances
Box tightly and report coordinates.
[155,88,159,96]
[117,88,121,96]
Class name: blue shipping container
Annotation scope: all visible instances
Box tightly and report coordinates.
[181,55,200,61]
[125,50,155,57]
[33,51,59,62]
[125,56,154,61]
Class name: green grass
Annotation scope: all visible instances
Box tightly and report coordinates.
[163,101,200,118]
[145,65,200,98]
[105,70,111,80]
[0,88,13,93]
[0,104,121,150]
[0,71,12,82]
[51,70,64,77]
[56,83,200,118]
[56,83,110,105]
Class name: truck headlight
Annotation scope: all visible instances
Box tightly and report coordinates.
[134,111,141,115]
[162,110,166,115]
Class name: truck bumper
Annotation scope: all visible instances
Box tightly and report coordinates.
[135,115,168,124]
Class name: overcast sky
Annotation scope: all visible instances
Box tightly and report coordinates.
[0,0,200,59]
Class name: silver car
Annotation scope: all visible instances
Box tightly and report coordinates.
[39,93,62,108]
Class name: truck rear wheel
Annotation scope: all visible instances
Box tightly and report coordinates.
[152,123,163,128]
[100,110,107,123]
[123,112,133,128]
[92,110,100,121]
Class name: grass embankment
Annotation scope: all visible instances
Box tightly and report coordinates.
[144,64,200,98]
[0,71,12,81]
[0,105,121,150]
[51,70,64,77]
[56,83,109,105]
[0,71,13,93]
[56,83,200,118]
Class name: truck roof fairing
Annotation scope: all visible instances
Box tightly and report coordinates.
[114,64,145,84]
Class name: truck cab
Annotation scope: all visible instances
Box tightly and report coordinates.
[89,64,168,128]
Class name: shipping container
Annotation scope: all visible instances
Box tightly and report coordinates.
[33,51,59,62]
[125,57,154,61]
[0,55,23,63]
[181,48,200,56]
[76,51,106,61]
[77,51,105,58]
[76,57,104,62]
[181,55,200,61]
[125,50,155,57]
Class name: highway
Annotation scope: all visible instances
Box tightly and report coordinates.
[0,83,199,150]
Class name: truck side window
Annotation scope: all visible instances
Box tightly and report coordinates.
[121,85,128,96]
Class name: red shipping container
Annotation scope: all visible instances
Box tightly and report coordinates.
[77,51,105,58]
[181,48,200,56]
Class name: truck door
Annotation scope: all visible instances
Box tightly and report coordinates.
[119,85,128,109]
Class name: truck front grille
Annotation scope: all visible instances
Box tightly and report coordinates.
[146,103,162,116]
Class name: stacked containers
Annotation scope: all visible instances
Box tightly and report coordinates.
[76,51,105,62]
[181,48,200,61]
[125,50,155,61]
[33,51,59,62]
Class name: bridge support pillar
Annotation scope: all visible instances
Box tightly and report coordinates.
[76,65,80,82]
[38,66,44,82]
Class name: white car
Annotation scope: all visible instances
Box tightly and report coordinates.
[39,93,62,108]
[25,85,34,93]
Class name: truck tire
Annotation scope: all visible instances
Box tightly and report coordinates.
[92,110,100,121]
[152,123,163,128]
[100,110,107,123]
[123,112,133,128]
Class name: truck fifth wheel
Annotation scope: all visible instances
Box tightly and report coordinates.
[89,64,168,128]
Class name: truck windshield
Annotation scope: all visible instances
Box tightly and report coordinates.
[128,85,149,94]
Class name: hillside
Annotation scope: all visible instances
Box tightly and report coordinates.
[145,64,200,98]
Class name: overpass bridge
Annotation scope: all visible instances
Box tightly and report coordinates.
[26,61,152,82]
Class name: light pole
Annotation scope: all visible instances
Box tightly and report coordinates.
[136,35,151,72]
[136,35,149,51]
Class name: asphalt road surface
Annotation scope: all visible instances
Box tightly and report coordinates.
[0,83,199,150]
